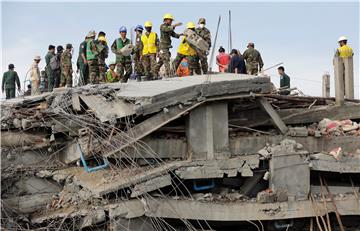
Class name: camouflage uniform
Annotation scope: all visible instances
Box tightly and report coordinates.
[86,39,100,84]
[173,37,200,76]
[111,37,132,83]
[60,50,73,87]
[155,23,181,77]
[141,31,159,80]
[76,40,89,85]
[96,40,109,82]
[195,26,211,74]
[243,47,264,75]
[45,51,55,91]
[134,33,143,81]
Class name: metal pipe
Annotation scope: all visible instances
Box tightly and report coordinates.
[208,15,221,73]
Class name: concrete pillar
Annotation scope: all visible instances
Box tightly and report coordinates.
[343,56,354,99]
[333,57,344,106]
[187,102,230,160]
[322,73,330,97]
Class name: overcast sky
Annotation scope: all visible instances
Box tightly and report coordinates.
[1,0,359,99]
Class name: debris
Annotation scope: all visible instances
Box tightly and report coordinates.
[329,147,343,160]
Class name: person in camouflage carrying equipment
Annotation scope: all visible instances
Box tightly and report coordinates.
[60,44,73,87]
[243,42,264,75]
[86,30,100,84]
[96,31,109,82]
[141,21,159,81]
[2,64,20,99]
[173,22,200,76]
[195,18,211,74]
[111,26,132,83]
[154,13,182,78]
[134,25,144,81]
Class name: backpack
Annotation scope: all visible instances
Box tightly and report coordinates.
[50,55,60,70]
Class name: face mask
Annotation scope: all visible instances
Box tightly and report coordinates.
[199,24,205,28]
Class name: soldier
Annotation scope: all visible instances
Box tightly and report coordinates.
[106,62,120,83]
[195,18,211,74]
[96,31,109,82]
[173,22,199,76]
[53,45,63,88]
[141,21,159,81]
[86,30,99,84]
[2,64,20,99]
[60,44,73,87]
[77,35,89,86]
[111,26,132,82]
[154,13,182,78]
[45,45,55,91]
[242,42,264,75]
[31,56,41,95]
[134,25,144,81]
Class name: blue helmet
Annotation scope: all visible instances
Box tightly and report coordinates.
[135,25,144,32]
[119,26,127,33]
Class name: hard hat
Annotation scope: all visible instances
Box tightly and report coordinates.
[34,55,41,60]
[135,25,144,32]
[87,30,96,38]
[144,21,153,27]
[66,43,73,49]
[8,64,15,69]
[163,13,174,20]
[119,26,127,33]
[338,36,347,42]
[198,18,206,24]
[186,22,196,29]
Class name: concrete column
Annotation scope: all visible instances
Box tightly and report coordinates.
[187,102,230,160]
[333,56,345,106]
[322,73,330,97]
[343,56,354,99]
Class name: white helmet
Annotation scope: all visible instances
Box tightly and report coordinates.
[338,36,347,42]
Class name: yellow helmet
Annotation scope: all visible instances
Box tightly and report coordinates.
[186,22,196,29]
[98,36,107,42]
[163,13,174,20]
[144,21,153,27]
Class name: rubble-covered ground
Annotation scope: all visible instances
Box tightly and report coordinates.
[1,74,360,230]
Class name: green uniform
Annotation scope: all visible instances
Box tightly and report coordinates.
[134,33,143,81]
[2,70,20,99]
[195,26,211,74]
[45,51,55,91]
[111,37,132,82]
[96,40,109,82]
[77,40,89,85]
[280,73,290,88]
[86,39,100,84]
[243,47,264,75]
[60,50,73,87]
[155,23,181,77]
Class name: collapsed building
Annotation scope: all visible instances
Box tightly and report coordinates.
[1,74,360,230]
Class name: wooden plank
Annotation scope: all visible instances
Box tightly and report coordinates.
[79,94,135,122]
[103,102,204,158]
[257,97,288,134]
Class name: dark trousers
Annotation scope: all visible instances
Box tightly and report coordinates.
[5,88,15,99]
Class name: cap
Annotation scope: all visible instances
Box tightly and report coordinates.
[34,55,41,60]
[66,43,73,49]
[198,18,206,24]
[8,64,15,69]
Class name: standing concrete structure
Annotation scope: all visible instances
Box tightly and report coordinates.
[322,73,330,97]
[343,56,354,99]
[333,56,345,106]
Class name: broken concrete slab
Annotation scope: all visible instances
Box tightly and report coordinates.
[131,174,172,198]
[310,153,360,173]
[3,193,53,214]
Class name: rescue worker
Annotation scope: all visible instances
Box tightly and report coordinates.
[335,36,354,58]
[141,21,159,81]
[195,18,211,74]
[86,30,100,84]
[45,45,55,91]
[53,46,63,88]
[176,57,189,77]
[155,13,182,78]
[173,22,200,76]
[106,62,120,83]
[134,25,144,81]
[96,31,109,82]
[111,26,132,82]
[60,43,73,87]
[30,56,41,95]
[2,64,20,99]
[243,42,264,75]
[77,35,89,85]
[228,49,246,74]
[278,66,290,95]
[216,46,230,72]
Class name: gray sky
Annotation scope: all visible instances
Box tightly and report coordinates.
[1,0,359,99]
